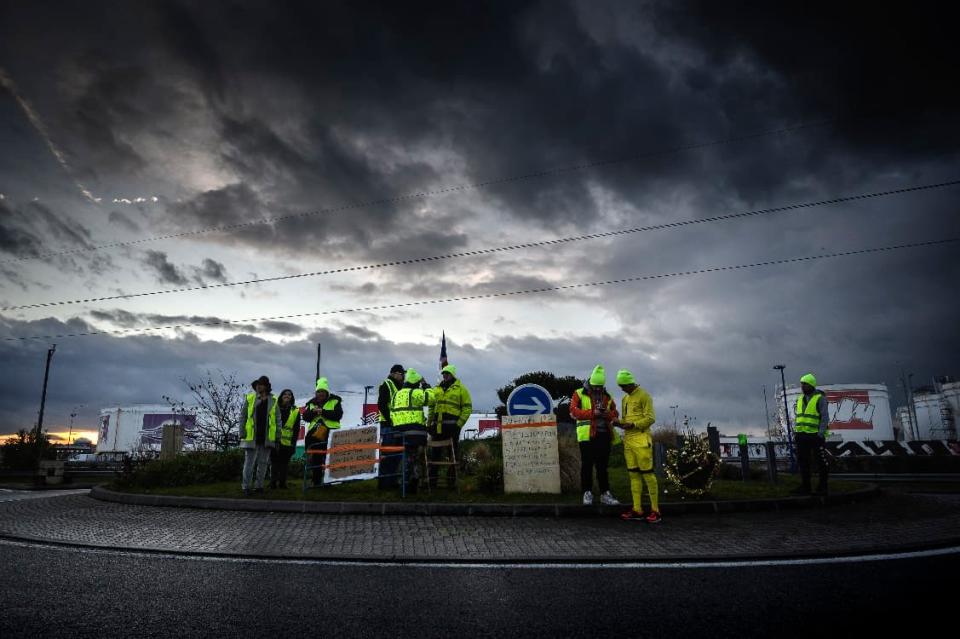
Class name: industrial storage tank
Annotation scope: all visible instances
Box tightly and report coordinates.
[96,405,196,455]
[940,382,960,437]
[781,383,894,441]
[910,391,957,440]
[895,406,915,441]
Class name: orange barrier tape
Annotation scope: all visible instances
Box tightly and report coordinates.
[500,421,557,429]
[306,444,405,455]
[319,460,379,471]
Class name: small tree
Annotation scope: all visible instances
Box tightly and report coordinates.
[496,371,584,422]
[1,429,55,469]
[164,370,244,451]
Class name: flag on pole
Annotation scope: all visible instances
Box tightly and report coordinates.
[439,331,448,370]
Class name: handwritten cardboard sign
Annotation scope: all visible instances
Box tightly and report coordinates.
[501,414,561,494]
[323,425,380,483]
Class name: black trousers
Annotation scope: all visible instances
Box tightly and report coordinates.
[378,423,400,489]
[270,445,295,486]
[428,422,461,486]
[580,431,612,493]
[795,432,828,492]
[304,432,326,485]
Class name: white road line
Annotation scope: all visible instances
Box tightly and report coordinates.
[0,489,89,502]
[1,537,957,569]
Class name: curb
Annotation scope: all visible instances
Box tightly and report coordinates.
[90,484,880,517]
[3,529,958,565]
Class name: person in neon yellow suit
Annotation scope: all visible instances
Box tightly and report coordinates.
[613,369,661,523]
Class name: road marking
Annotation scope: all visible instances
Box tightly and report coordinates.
[0,489,89,502]
[1,537,957,568]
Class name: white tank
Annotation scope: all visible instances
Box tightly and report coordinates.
[940,382,960,438]
[911,392,956,440]
[96,405,196,454]
[895,406,915,441]
[780,383,895,441]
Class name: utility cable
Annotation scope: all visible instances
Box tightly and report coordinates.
[4,178,956,313]
[4,236,955,341]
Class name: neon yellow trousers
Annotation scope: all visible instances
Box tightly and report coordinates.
[625,439,659,513]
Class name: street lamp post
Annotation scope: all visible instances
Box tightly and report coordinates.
[773,364,797,473]
[670,405,679,430]
[67,410,77,447]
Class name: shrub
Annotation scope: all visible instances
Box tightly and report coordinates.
[665,430,721,496]
[461,441,494,475]
[475,458,504,494]
[114,449,244,489]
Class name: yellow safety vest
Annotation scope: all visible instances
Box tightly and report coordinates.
[243,393,278,444]
[379,378,398,424]
[574,389,621,445]
[278,406,299,447]
[391,387,428,427]
[795,393,824,434]
[306,398,341,439]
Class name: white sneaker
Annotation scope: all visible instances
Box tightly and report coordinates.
[582,491,593,505]
[600,491,620,506]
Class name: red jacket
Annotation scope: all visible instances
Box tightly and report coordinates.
[569,386,619,440]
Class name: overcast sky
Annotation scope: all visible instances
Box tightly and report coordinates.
[1,0,958,442]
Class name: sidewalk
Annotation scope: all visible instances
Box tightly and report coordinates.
[1,489,958,562]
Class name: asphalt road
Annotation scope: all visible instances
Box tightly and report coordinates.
[1,539,956,638]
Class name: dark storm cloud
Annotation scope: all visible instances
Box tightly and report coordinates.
[107,210,141,232]
[195,258,228,283]
[88,308,255,333]
[0,201,44,258]
[2,0,958,440]
[142,250,189,286]
[138,251,229,287]
[341,324,379,340]
[658,2,960,151]
[259,321,304,336]
[0,199,112,284]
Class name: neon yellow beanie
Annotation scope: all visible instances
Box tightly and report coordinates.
[616,369,636,385]
[405,369,423,384]
[315,377,329,391]
[800,373,817,387]
[589,365,605,386]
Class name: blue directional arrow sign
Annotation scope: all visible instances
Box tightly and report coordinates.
[506,383,554,416]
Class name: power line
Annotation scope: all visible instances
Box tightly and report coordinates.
[0,119,833,266]
[4,178,956,313]
[5,237,955,341]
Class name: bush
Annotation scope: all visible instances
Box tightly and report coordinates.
[114,449,244,489]
[665,430,721,496]
[475,458,504,494]
[461,441,494,475]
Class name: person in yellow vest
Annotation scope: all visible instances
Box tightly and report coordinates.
[390,368,434,494]
[427,364,472,489]
[377,364,406,490]
[613,369,661,523]
[239,375,278,496]
[792,372,830,496]
[270,388,299,490]
[302,377,343,487]
[569,365,621,506]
